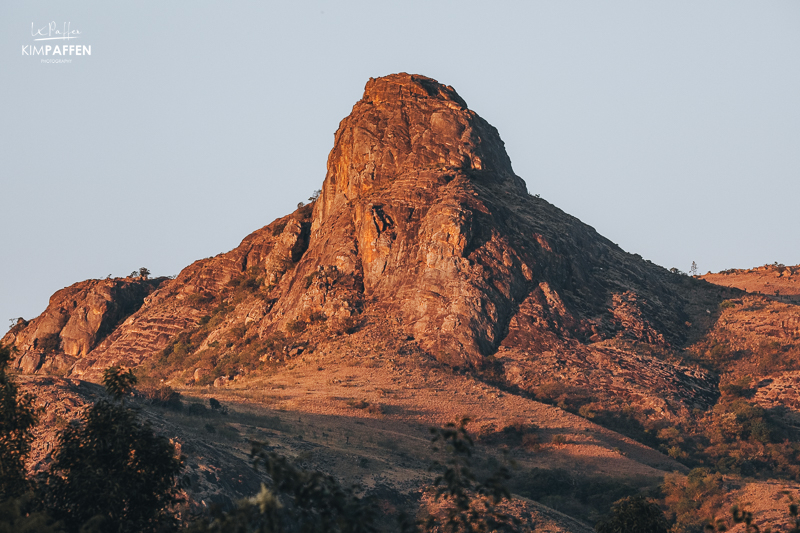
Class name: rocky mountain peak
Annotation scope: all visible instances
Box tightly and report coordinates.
[314,73,524,229]
[363,73,468,107]
[5,73,724,418]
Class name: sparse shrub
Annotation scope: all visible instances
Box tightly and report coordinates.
[229,325,247,339]
[420,418,520,533]
[551,434,568,445]
[6,318,28,334]
[595,495,669,533]
[209,398,226,413]
[347,399,370,410]
[334,316,360,335]
[663,469,726,533]
[521,433,540,452]
[667,445,688,460]
[376,439,398,452]
[366,402,385,415]
[271,220,288,236]
[708,341,734,362]
[241,275,262,292]
[304,271,320,289]
[533,380,594,412]
[308,311,327,323]
[36,333,61,354]
[294,203,313,220]
[258,415,286,432]
[286,319,306,335]
[188,292,215,307]
[139,384,182,410]
[187,403,208,417]
[482,418,540,449]
[588,407,661,449]
[263,332,288,351]
[719,376,753,398]
[706,502,800,533]
[216,424,240,441]
[500,417,526,434]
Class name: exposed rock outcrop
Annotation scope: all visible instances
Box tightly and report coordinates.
[3,278,166,374]
[272,73,697,366]
[5,73,722,412]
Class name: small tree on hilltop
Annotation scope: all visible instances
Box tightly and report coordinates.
[139,267,151,280]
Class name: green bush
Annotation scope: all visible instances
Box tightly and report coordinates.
[139,385,182,410]
[0,344,39,500]
[595,496,668,533]
[37,333,61,354]
[421,418,520,533]
[271,220,288,236]
[187,292,215,307]
[39,367,183,533]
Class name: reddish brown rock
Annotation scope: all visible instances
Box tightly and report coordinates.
[2,277,165,373]
[6,73,721,411]
[286,73,694,365]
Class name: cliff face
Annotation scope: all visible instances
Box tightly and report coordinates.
[3,278,165,374]
[4,73,722,415]
[277,73,693,365]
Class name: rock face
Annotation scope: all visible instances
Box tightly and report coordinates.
[285,73,693,365]
[3,278,165,374]
[5,73,722,413]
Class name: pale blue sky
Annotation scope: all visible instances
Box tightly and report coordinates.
[2,1,799,327]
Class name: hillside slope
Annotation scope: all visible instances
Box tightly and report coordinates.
[5,73,723,419]
[6,73,800,531]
